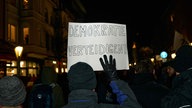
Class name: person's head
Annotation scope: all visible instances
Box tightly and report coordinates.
[161,60,179,78]
[67,62,97,91]
[0,76,26,107]
[167,45,192,73]
[41,66,57,84]
[135,59,155,74]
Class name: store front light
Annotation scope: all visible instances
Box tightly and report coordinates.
[65,68,68,73]
[53,61,57,64]
[55,67,58,73]
[171,53,176,59]
[61,68,64,73]
[150,58,154,63]
[189,42,192,46]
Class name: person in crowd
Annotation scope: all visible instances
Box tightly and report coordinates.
[57,72,70,104]
[161,45,192,108]
[62,55,142,108]
[0,76,27,108]
[41,66,66,107]
[129,59,170,108]
[28,66,65,108]
[158,61,180,89]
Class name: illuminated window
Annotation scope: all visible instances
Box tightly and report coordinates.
[23,27,29,44]
[20,61,26,68]
[23,0,29,9]
[6,61,39,77]
[8,24,16,42]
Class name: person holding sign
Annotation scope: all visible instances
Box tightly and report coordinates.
[62,55,142,108]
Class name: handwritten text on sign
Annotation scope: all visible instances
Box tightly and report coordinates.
[67,22,129,71]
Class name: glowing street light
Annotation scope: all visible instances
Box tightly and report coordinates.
[14,46,23,76]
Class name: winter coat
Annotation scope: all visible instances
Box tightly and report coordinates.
[161,68,192,108]
[41,66,66,108]
[129,73,170,108]
[62,80,142,108]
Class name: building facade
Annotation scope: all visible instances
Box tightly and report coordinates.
[0,0,74,77]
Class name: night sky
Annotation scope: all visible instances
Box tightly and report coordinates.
[80,0,173,55]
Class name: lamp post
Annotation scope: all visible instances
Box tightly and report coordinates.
[14,46,23,76]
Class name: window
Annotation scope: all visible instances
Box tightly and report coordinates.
[39,29,43,47]
[6,60,39,77]
[23,27,29,44]
[46,33,50,50]
[23,0,30,9]
[45,8,49,23]
[28,62,38,77]
[8,24,16,42]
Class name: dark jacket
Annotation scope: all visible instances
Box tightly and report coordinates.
[41,66,65,108]
[161,69,192,108]
[129,73,170,108]
[62,80,142,108]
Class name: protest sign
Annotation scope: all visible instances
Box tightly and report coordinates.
[67,22,129,71]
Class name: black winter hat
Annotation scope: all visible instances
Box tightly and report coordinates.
[168,45,192,72]
[68,62,97,91]
[0,76,26,106]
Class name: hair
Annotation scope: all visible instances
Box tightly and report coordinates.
[135,59,154,74]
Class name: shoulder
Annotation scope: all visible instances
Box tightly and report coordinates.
[51,83,63,92]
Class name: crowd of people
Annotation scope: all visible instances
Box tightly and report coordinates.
[0,44,192,108]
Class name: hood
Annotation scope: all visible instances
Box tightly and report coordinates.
[41,66,57,84]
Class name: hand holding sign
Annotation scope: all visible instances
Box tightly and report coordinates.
[99,55,119,82]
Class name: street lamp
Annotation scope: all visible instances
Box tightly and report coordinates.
[14,46,23,76]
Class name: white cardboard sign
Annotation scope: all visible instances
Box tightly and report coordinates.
[67,22,129,71]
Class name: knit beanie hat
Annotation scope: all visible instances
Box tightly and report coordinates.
[0,76,26,106]
[68,62,97,91]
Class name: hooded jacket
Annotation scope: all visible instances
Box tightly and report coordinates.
[40,66,65,108]
[62,80,142,108]
[161,68,192,108]
[130,73,170,108]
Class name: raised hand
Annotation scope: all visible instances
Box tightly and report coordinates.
[99,55,119,81]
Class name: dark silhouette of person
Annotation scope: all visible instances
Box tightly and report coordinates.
[161,45,192,108]
[129,59,170,108]
[62,55,142,108]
